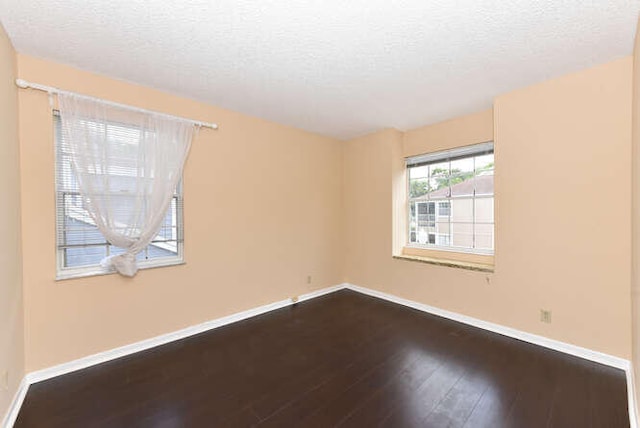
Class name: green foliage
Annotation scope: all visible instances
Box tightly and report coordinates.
[409,162,494,196]
[409,180,429,198]
[432,168,473,190]
[478,162,494,172]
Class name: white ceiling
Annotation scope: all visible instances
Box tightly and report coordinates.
[1,1,639,139]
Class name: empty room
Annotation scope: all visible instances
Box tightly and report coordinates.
[2,1,640,427]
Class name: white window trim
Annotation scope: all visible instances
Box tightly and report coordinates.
[55,254,185,281]
[53,113,185,280]
[406,142,494,256]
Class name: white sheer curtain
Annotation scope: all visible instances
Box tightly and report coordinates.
[58,94,195,277]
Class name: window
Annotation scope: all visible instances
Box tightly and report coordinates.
[406,142,494,254]
[438,201,451,217]
[54,114,184,279]
[436,234,450,246]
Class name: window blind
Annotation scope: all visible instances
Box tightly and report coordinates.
[406,141,494,168]
[54,112,184,273]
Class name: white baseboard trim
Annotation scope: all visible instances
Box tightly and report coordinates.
[343,283,636,428]
[4,283,345,427]
[26,284,345,386]
[6,282,636,427]
[345,283,629,369]
[1,377,29,428]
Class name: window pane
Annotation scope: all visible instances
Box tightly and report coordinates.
[414,202,434,244]
[451,223,473,249]
[475,223,494,250]
[409,165,429,179]
[435,219,449,243]
[429,161,449,178]
[148,242,179,258]
[426,202,435,215]
[474,197,494,224]
[416,225,431,244]
[427,162,449,199]
[451,198,472,223]
[450,157,474,176]
[450,174,475,197]
[65,245,107,268]
[153,199,179,254]
[409,203,417,243]
[409,178,429,198]
[436,234,450,246]
[64,216,106,246]
[437,201,450,217]
[417,202,435,227]
[58,159,77,191]
[475,154,494,174]
[474,171,493,196]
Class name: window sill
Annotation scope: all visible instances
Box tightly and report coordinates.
[56,258,185,281]
[394,253,494,273]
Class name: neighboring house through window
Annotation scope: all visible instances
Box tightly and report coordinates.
[54,113,184,279]
[406,142,494,254]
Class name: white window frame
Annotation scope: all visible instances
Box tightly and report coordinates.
[406,142,494,255]
[54,113,185,280]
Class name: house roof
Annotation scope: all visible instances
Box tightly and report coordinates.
[427,173,493,198]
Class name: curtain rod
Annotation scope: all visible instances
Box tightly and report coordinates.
[15,78,219,130]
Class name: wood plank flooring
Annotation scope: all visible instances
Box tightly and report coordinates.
[15,290,629,427]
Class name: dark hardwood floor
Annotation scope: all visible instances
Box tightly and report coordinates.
[15,290,629,427]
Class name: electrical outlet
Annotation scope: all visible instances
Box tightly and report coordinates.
[307,275,312,284]
[1,370,8,391]
[540,309,552,324]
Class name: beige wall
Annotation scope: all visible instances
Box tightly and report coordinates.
[0,25,24,421]
[403,110,494,158]
[10,46,636,379]
[17,55,344,371]
[344,57,633,358]
[632,15,640,424]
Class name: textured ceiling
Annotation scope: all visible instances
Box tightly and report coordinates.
[1,0,639,139]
